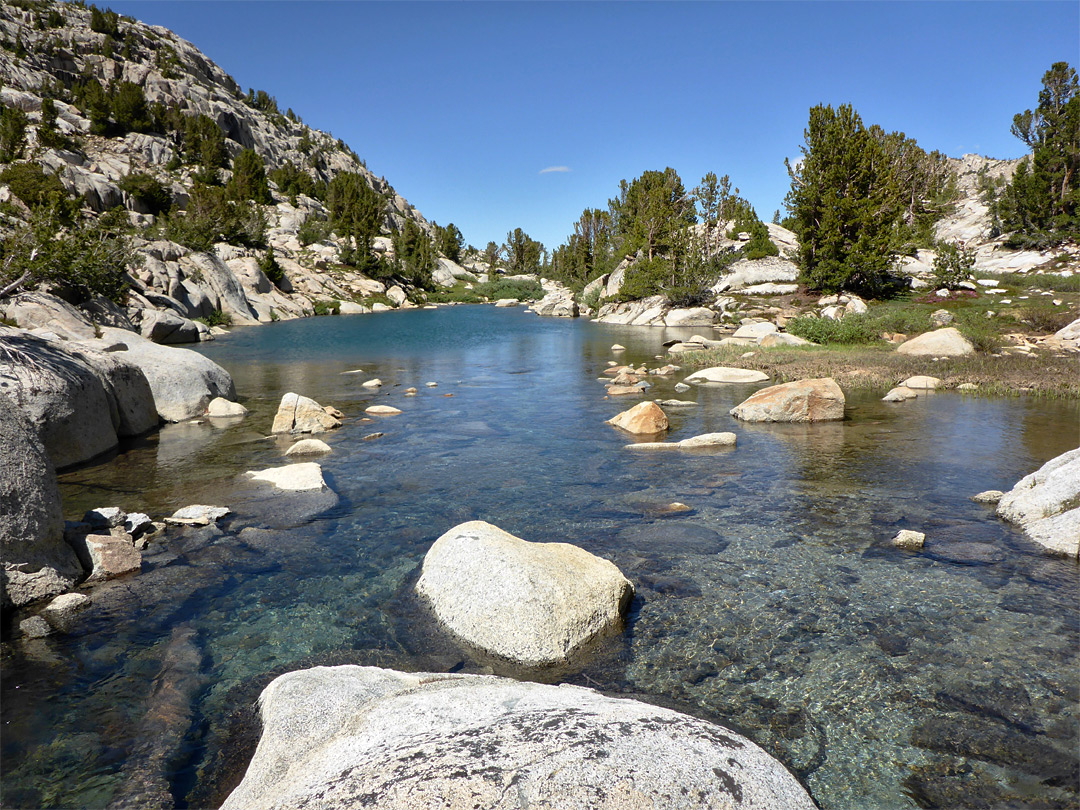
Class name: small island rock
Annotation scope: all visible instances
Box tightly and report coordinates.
[607,401,669,435]
[416,521,633,666]
[207,397,248,417]
[245,462,327,492]
[271,393,342,434]
[284,439,332,456]
[731,378,845,422]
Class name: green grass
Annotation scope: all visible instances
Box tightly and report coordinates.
[474,277,545,301]
[426,283,482,304]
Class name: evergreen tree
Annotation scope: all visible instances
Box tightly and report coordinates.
[226,148,272,204]
[785,104,897,295]
[433,222,464,262]
[504,228,543,274]
[613,168,695,260]
[483,241,501,274]
[393,220,435,287]
[0,105,27,162]
[996,61,1079,242]
[110,81,151,133]
[326,172,385,256]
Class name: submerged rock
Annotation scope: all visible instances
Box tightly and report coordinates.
[245,462,327,492]
[364,405,402,415]
[627,432,737,451]
[416,521,633,666]
[730,378,845,423]
[42,592,91,633]
[166,505,230,526]
[882,386,918,402]
[222,665,815,810]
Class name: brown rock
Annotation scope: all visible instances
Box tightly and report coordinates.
[606,385,645,396]
[607,401,669,435]
[730,377,845,422]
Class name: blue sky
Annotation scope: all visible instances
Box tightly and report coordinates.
[108,1,1078,252]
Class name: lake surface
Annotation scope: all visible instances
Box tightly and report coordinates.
[2,305,1078,809]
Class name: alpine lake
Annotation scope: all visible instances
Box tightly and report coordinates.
[2,305,1078,809]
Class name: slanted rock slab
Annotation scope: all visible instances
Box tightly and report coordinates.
[607,401,668,435]
[220,665,816,810]
[896,327,974,357]
[731,377,845,422]
[416,521,633,666]
[245,462,327,492]
[684,366,769,384]
[166,505,230,526]
[996,448,1080,557]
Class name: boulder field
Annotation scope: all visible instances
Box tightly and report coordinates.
[221,665,817,810]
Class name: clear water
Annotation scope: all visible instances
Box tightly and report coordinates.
[2,306,1078,809]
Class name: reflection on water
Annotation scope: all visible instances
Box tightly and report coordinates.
[2,306,1078,810]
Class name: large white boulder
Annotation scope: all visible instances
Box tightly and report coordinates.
[896,327,975,357]
[996,448,1080,558]
[0,399,82,609]
[731,378,845,422]
[98,327,236,422]
[416,521,633,666]
[221,665,816,810]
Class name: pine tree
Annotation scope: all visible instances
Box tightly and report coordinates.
[997,61,1079,242]
[226,148,272,204]
[327,172,386,257]
[786,104,896,295]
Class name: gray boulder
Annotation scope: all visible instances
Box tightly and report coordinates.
[221,665,816,810]
[0,330,120,468]
[416,521,633,666]
[0,398,82,609]
[134,307,202,345]
[180,252,261,324]
[896,327,975,357]
[98,327,236,422]
[997,448,1080,557]
[1,291,97,340]
[67,340,159,437]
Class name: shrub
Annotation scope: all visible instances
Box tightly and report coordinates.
[89,5,120,36]
[165,183,265,250]
[932,241,976,289]
[118,172,171,215]
[786,314,882,345]
[259,245,283,286]
[312,299,340,316]
[297,215,328,246]
[1,207,135,304]
[474,277,544,301]
[0,105,27,162]
[1,163,75,217]
[196,309,231,327]
[1016,304,1075,334]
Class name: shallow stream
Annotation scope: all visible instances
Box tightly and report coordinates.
[2,306,1078,809]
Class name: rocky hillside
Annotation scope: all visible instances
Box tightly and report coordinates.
[0,0,479,342]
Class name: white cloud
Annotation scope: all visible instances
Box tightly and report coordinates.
[539,166,571,174]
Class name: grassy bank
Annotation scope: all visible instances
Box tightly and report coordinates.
[681,344,1080,399]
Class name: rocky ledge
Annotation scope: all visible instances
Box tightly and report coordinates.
[221,665,816,810]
